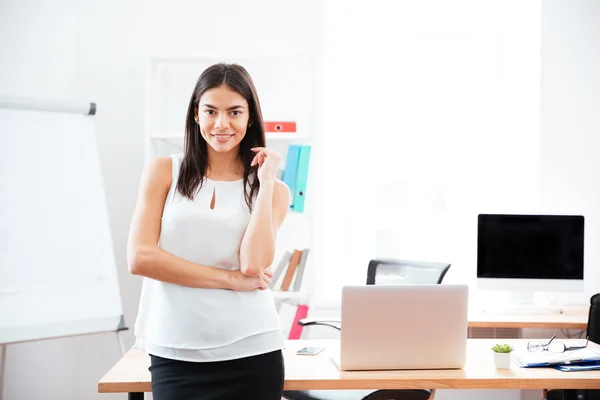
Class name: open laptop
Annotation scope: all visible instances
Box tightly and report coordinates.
[332,284,469,371]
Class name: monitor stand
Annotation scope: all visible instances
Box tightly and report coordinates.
[482,291,561,315]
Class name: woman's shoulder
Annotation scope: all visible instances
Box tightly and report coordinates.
[148,156,172,173]
[143,156,173,188]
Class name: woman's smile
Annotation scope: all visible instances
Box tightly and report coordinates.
[212,133,234,143]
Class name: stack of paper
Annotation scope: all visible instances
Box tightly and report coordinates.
[512,347,600,367]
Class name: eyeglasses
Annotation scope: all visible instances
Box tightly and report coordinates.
[527,335,589,353]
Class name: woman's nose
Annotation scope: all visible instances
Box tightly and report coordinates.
[214,114,230,129]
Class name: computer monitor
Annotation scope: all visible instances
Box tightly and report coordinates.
[477,214,584,311]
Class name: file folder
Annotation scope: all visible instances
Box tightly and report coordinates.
[292,145,311,213]
[554,362,600,372]
[292,248,310,291]
[288,304,309,339]
[282,145,300,208]
[264,121,296,133]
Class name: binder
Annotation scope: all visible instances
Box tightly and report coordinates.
[282,145,300,208]
[292,145,311,213]
[292,248,310,291]
[264,121,296,133]
[554,362,600,372]
[270,251,291,289]
[288,304,309,339]
[280,250,302,291]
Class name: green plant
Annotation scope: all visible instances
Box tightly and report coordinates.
[491,344,514,353]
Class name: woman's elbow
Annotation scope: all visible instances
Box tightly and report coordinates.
[240,256,275,276]
[240,264,263,277]
[127,245,154,275]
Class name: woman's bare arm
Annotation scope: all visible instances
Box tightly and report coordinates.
[239,179,291,276]
[127,157,271,290]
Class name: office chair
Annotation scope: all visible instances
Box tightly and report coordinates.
[282,259,452,400]
[545,293,600,400]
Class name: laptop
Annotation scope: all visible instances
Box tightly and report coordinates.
[332,284,469,371]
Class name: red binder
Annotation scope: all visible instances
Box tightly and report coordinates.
[264,121,296,133]
[288,304,309,339]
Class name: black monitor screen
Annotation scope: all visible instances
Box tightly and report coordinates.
[477,214,584,280]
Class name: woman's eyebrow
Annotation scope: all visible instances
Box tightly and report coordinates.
[200,104,245,111]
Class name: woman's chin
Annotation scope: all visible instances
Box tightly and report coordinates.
[208,140,238,153]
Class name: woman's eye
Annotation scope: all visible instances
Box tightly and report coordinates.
[230,110,241,116]
[204,110,215,115]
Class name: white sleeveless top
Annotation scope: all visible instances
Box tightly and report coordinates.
[133,153,284,362]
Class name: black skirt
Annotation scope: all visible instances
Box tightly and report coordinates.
[149,350,285,400]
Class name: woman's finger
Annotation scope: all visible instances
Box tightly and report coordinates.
[253,153,262,167]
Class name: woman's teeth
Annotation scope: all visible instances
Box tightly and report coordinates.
[212,134,233,143]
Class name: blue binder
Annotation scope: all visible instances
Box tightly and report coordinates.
[292,145,311,213]
[282,145,300,208]
[554,361,600,372]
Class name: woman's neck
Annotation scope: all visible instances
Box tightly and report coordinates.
[206,147,244,180]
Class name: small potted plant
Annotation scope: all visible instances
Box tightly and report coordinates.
[491,344,514,369]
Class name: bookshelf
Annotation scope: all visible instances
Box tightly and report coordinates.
[144,56,317,306]
[272,290,308,301]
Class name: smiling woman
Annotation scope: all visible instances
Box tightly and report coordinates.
[197,93,248,150]
[179,63,267,207]
[127,63,291,400]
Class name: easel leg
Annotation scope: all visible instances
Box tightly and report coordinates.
[0,344,6,400]
[117,331,126,356]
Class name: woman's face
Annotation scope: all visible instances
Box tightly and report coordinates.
[196,84,250,153]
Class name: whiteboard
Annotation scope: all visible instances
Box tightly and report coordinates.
[0,98,124,345]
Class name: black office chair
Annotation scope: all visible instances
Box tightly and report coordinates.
[545,293,600,400]
[282,259,452,400]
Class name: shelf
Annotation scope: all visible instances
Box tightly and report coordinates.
[266,133,305,141]
[271,290,307,300]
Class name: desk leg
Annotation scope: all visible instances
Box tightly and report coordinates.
[129,392,144,400]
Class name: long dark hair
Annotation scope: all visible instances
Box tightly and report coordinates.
[177,63,266,211]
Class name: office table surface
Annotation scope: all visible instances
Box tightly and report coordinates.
[467,306,589,329]
[98,339,600,393]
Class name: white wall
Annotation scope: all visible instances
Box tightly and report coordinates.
[314,0,600,307]
[314,0,542,305]
[540,0,600,304]
[0,0,323,398]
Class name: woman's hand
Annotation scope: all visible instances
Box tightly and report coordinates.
[251,147,281,183]
[231,267,273,291]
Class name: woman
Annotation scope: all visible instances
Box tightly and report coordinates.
[127,63,291,399]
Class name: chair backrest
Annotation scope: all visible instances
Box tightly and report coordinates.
[587,293,600,343]
[366,259,451,285]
